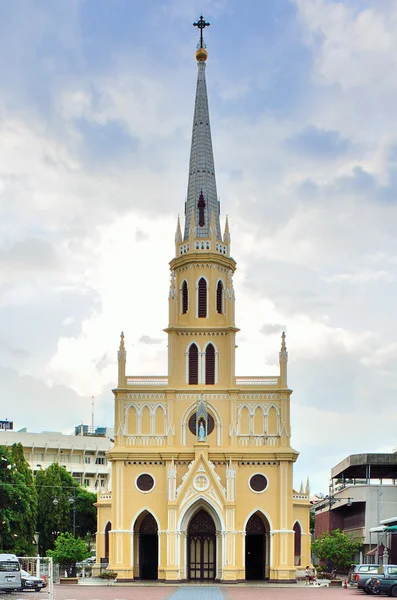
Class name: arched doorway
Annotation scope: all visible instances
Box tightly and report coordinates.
[293,522,302,566]
[245,513,268,580]
[188,509,216,580]
[104,521,111,562]
[139,513,158,580]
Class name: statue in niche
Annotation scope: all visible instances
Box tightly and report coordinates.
[198,420,206,441]
[196,395,208,442]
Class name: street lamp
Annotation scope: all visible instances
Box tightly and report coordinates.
[53,488,77,537]
[313,495,354,536]
[325,496,353,509]
[69,494,76,538]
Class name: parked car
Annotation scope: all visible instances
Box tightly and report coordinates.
[366,566,397,597]
[349,564,381,589]
[20,569,47,592]
[0,554,22,592]
[81,556,96,564]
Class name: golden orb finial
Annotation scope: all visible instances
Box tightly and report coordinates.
[195,47,208,62]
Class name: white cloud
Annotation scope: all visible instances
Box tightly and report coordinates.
[2,0,397,494]
[296,0,397,90]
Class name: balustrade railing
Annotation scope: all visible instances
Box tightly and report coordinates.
[236,377,279,386]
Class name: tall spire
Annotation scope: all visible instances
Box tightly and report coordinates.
[184,18,221,241]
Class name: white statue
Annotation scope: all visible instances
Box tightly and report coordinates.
[198,422,206,441]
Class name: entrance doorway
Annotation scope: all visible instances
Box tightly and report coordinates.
[245,513,266,580]
[139,513,158,580]
[187,509,216,580]
[104,521,111,561]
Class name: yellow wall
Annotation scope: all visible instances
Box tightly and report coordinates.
[97,233,310,583]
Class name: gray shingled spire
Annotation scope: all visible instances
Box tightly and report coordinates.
[184,57,221,241]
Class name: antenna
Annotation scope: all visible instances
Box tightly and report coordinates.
[91,396,95,431]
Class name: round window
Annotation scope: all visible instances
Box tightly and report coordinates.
[249,474,268,493]
[136,473,155,493]
[188,413,215,436]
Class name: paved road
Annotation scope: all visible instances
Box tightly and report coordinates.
[52,584,364,600]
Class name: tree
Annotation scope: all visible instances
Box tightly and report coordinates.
[47,532,89,576]
[35,464,97,553]
[10,443,38,555]
[311,529,362,572]
[36,463,76,553]
[75,488,97,539]
[0,445,37,554]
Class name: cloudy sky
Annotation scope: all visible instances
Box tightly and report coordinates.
[1,0,397,494]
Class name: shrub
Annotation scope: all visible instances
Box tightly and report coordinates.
[99,570,118,580]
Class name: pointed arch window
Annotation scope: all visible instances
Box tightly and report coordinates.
[198,278,207,318]
[293,522,302,566]
[198,190,205,227]
[205,343,215,385]
[216,280,224,314]
[189,344,199,385]
[182,280,188,314]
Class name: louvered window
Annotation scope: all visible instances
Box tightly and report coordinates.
[205,344,215,385]
[182,280,188,314]
[198,278,207,317]
[189,344,199,385]
[216,281,223,314]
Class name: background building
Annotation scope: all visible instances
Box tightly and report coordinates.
[313,453,397,563]
[0,424,113,493]
[95,26,311,584]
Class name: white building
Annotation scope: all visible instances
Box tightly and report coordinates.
[0,424,113,493]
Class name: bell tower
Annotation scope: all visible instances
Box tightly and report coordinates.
[96,16,311,585]
[166,34,238,389]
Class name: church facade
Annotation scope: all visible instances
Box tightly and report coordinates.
[95,27,310,583]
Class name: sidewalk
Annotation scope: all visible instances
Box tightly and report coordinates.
[75,577,334,588]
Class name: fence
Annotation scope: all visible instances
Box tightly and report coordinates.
[2,557,55,600]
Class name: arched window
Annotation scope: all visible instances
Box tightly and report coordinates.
[198,190,205,227]
[182,280,188,314]
[198,278,207,318]
[104,521,111,559]
[293,522,302,566]
[205,344,215,385]
[189,344,199,385]
[216,280,223,314]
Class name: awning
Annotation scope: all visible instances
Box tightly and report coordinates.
[385,526,397,532]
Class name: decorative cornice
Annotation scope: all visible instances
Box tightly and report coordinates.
[175,393,230,400]
[165,326,239,335]
[239,393,280,400]
[238,461,279,466]
[124,461,165,466]
[177,331,227,337]
[170,253,236,273]
[125,393,166,400]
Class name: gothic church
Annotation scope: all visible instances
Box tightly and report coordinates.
[96,20,311,583]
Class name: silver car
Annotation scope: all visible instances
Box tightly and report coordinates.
[350,564,381,589]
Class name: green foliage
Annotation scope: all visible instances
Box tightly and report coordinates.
[310,509,315,533]
[312,528,362,572]
[99,570,118,580]
[35,463,97,553]
[0,444,37,554]
[10,443,38,555]
[47,532,89,569]
[75,488,97,539]
[36,463,75,553]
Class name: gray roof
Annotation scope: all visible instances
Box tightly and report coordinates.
[184,60,221,241]
[331,453,397,479]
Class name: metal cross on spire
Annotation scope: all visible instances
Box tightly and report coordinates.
[193,15,210,48]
